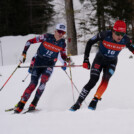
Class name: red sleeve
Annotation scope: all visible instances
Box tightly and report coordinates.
[60,43,67,61]
[22,34,46,54]
[27,34,45,44]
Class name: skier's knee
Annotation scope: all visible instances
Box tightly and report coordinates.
[84,76,99,90]
[31,79,38,86]
[41,74,49,83]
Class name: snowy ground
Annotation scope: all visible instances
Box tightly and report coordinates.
[0,47,134,134]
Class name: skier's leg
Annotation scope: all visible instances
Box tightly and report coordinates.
[29,67,53,110]
[70,72,101,111]
[89,62,117,110]
[94,63,116,99]
[21,67,42,102]
[80,74,100,102]
[70,61,102,111]
[14,67,41,113]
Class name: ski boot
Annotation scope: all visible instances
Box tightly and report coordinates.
[69,102,81,111]
[28,104,36,111]
[88,97,100,110]
[14,100,26,113]
[28,97,39,111]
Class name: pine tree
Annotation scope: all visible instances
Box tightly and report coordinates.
[79,0,133,32]
[26,0,55,34]
[0,0,55,37]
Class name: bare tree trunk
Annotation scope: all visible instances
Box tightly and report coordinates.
[65,0,77,55]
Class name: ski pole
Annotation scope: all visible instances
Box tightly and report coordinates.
[64,70,88,106]
[18,65,82,68]
[68,62,75,103]
[22,73,29,82]
[64,70,80,94]
[0,62,21,91]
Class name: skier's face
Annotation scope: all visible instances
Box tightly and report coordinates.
[54,30,66,41]
[112,31,125,42]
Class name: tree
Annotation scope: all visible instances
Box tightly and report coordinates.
[26,0,55,34]
[0,0,55,37]
[79,0,134,33]
[65,0,77,55]
[108,0,134,40]
[129,0,134,41]
[0,0,28,36]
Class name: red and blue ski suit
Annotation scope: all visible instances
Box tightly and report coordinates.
[78,30,134,103]
[21,33,67,103]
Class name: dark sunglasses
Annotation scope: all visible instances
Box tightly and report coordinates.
[115,31,125,36]
[57,30,66,35]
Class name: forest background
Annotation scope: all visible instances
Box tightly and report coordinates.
[0,0,134,56]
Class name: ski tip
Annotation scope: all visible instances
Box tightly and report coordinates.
[5,108,14,112]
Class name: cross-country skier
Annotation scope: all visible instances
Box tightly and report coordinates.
[70,20,134,111]
[14,23,71,113]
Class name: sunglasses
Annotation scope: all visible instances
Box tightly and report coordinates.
[115,31,125,37]
[57,30,66,35]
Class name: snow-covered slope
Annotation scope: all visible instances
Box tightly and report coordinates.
[0,47,134,134]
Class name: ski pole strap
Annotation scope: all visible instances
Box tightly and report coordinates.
[18,65,82,68]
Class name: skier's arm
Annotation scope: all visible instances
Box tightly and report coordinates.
[28,54,37,73]
[58,53,67,71]
[83,31,106,69]
[60,42,68,61]
[59,43,68,71]
[60,46,73,64]
[20,34,46,63]
[84,31,106,59]
[22,34,46,55]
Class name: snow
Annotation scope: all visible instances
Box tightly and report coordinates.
[0,35,134,134]
[0,35,39,66]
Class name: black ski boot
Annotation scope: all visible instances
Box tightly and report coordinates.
[28,104,36,111]
[88,97,100,110]
[14,100,26,113]
[69,102,81,111]
[29,97,39,111]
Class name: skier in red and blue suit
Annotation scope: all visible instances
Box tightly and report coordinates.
[70,20,134,111]
[15,23,71,113]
